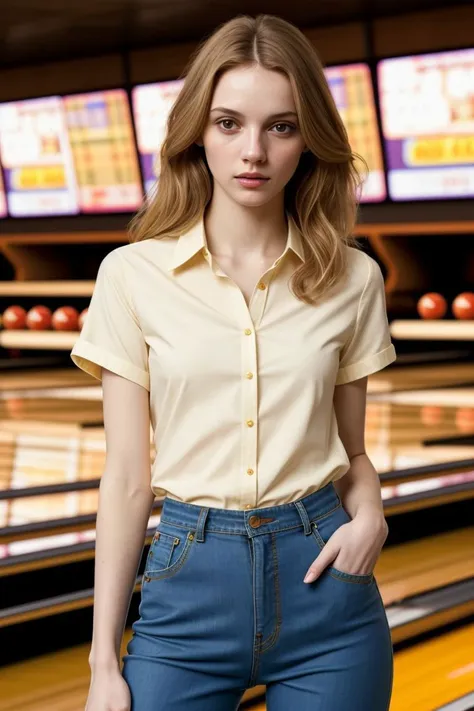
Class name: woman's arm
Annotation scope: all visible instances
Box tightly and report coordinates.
[89,368,155,672]
[332,376,386,524]
[303,375,388,583]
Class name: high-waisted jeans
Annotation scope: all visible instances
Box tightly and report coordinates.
[122,482,393,710]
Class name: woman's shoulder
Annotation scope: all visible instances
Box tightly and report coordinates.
[105,236,177,272]
[341,244,374,286]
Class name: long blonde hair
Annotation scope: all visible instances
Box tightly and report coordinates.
[129,14,367,305]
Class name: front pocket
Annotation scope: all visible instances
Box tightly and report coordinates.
[143,521,195,582]
[310,506,374,586]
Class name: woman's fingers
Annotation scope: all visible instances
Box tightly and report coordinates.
[303,545,338,583]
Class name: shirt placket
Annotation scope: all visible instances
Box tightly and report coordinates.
[208,251,277,510]
[239,275,273,510]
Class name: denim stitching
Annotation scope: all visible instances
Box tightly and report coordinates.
[143,533,195,581]
[260,533,282,653]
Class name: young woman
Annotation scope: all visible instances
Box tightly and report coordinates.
[71,13,397,711]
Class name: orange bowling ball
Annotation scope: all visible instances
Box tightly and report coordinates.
[78,307,88,330]
[26,305,52,330]
[416,292,447,320]
[452,292,474,320]
[2,305,27,329]
[52,306,79,331]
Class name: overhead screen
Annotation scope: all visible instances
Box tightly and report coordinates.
[63,89,142,212]
[325,63,387,202]
[0,96,79,217]
[131,79,185,195]
[0,89,143,217]
[0,169,7,217]
[378,47,474,200]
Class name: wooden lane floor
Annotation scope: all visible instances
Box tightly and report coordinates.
[1,621,474,711]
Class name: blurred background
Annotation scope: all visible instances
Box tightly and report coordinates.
[0,1,473,710]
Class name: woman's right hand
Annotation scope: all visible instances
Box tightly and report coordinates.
[85,667,131,711]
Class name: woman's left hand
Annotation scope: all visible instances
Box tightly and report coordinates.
[303,509,388,583]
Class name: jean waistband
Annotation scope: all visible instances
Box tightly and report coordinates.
[159,482,342,541]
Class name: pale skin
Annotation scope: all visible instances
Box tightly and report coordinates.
[84,63,388,710]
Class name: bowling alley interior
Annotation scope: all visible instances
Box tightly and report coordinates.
[0,1,474,710]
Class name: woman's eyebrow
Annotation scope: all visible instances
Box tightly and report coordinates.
[210,107,298,119]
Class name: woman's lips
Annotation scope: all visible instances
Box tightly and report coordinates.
[235,176,270,188]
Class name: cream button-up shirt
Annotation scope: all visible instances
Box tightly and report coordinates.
[70,214,396,510]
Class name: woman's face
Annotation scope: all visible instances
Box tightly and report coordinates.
[200,64,307,208]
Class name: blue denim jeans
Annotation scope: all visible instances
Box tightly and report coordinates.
[122,482,393,710]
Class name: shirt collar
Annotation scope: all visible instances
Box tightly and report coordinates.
[166,213,306,272]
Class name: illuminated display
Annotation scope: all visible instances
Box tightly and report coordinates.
[325,63,386,202]
[63,89,143,212]
[0,169,6,217]
[132,80,184,195]
[378,48,474,200]
[0,96,79,216]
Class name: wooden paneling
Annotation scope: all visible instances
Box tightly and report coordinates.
[373,5,474,56]
[303,22,367,64]
[0,5,472,99]
[0,54,123,102]
[129,41,199,84]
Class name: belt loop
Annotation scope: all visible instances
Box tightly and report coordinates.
[195,506,209,543]
[294,500,311,535]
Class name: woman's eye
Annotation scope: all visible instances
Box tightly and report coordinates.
[272,123,295,134]
[216,120,295,134]
[217,119,236,130]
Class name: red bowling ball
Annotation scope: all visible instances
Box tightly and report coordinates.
[26,305,53,330]
[417,292,447,320]
[2,305,27,330]
[452,292,474,320]
[52,306,80,331]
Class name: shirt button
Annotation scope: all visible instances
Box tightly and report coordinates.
[244,328,252,335]
[245,504,252,510]
[246,420,254,427]
[258,282,266,290]
[247,468,254,475]
[245,372,253,379]
[203,248,209,256]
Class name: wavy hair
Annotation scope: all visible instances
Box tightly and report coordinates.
[129,13,367,305]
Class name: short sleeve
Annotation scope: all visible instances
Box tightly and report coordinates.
[70,249,150,391]
[335,254,396,385]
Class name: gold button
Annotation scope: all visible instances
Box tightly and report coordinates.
[247,468,254,475]
[246,420,254,427]
[245,504,252,510]
[258,282,266,290]
[244,328,252,335]
[245,372,253,379]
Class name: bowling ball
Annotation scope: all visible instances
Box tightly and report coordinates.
[52,306,79,331]
[455,407,474,433]
[26,305,52,330]
[420,405,443,427]
[78,307,88,331]
[2,305,27,329]
[416,292,447,320]
[452,292,474,320]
